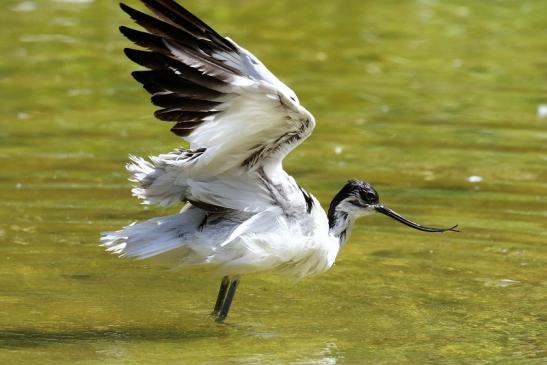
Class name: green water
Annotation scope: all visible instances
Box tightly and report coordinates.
[1,0,546,363]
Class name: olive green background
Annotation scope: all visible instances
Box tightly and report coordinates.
[1,0,546,364]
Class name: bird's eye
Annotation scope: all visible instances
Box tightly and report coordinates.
[362,192,377,203]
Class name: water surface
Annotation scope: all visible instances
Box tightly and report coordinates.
[1,0,546,364]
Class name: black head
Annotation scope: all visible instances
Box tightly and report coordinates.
[328,180,379,221]
[328,179,458,233]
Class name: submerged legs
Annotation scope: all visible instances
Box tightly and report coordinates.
[218,276,240,321]
[212,275,240,322]
[212,276,230,316]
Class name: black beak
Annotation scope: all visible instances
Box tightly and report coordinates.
[375,205,459,233]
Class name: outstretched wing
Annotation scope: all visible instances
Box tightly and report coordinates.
[120,0,315,175]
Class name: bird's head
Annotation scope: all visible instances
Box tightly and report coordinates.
[328,179,458,242]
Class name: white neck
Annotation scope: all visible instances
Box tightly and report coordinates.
[328,210,356,245]
[328,201,375,245]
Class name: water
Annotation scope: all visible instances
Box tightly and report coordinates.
[1,0,546,363]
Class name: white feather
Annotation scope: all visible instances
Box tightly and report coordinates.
[104,3,340,279]
[102,202,338,278]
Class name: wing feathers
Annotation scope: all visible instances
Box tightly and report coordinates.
[139,0,238,53]
[131,70,224,99]
[170,122,201,137]
[120,25,167,52]
[120,0,315,181]
[121,3,241,76]
[154,109,218,123]
[124,48,226,90]
[120,3,201,51]
[151,94,221,110]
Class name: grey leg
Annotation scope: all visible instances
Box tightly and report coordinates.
[212,276,230,316]
[216,276,240,322]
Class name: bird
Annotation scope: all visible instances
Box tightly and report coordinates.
[101,0,458,322]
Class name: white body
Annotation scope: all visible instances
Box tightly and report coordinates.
[101,2,346,278]
[104,1,456,286]
[102,179,339,277]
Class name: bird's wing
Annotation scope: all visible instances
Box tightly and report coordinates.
[120,0,315,176]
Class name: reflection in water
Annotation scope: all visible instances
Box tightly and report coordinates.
[237,339,340,365]
[0,326,226,348]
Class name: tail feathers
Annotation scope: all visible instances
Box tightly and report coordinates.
[101,208,205,261]
[126,149,199,207]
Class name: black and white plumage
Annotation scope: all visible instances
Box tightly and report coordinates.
[101,0,457,322]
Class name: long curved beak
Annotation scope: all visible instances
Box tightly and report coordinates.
[375,205,459,233]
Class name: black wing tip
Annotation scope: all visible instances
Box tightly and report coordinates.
[154,109,175,121]
[155,109,218,122]
[123,47,151,62]
[130,70,145,82]
[119,2,151,22]
[124,48,151,67]
[123,47,137,57]
[118,25,137,41]
[119,25,146,37]
[170,124,194,137]
[119,2,133,14]
[130,70,158,88]
[119,24,131,34]
[119,0,237,138]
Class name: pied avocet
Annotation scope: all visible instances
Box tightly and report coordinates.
[101,0,458,322]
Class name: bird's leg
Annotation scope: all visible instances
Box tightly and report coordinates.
[211,275,230,316]
[216,275,240,322]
